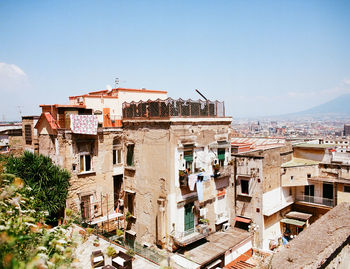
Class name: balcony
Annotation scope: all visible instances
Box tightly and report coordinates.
[122,98,225,119]
[213,165,232,178]
[171,224,209,247]
[295,195,334,207]
[179,170,188,187]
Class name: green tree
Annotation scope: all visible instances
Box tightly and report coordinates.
[0,164,76,268]
[5,152,70,221]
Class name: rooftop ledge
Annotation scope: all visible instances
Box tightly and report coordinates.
[122,117,232,123]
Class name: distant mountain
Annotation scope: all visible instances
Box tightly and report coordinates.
[264,94,350,120]
[297,93,350,116]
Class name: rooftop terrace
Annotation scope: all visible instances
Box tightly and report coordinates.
[122,98,225,119]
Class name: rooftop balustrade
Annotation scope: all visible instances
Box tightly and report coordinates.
[122,98,225,119]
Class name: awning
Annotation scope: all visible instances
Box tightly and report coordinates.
[280,218,306,227]
[235,216,252,224]
[89,212,123,225]
[285,211,312,221]
[125,189,135,194]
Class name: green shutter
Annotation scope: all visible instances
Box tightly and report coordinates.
[218,149,225,160]
[127,145,134,166]
[184,155,193,162]
[184,150,193,162]
[184,203,194,231]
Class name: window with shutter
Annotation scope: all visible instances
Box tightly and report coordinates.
[24,124,32,145]
[127,144,134,166]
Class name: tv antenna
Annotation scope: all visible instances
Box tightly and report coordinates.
[17,106,23,117]
[115,78,119,88]
[195,89,208,101]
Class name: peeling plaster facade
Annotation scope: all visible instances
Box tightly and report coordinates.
[122,117,235,250]
[233,144,293,250]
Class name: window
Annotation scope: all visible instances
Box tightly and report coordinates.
[344,186,350,193]
[184,148,193,173]
[290,176,294,180]
[113,138,122,165]
[126,192,135,215]
[240,179,249,195]
[80,154,91,172]
[126,144,134,166]
[113,149,122,165]
[218,148,225,166]
[24,124,32,145]
[307,174,311,178]
[304,185,314,197]
[80,195,92,221]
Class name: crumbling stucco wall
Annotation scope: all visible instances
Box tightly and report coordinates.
[123,123,171,246]
[8,135,23,156]
[64,131,118,216]
[122,119,233,249]
[281,165,319,187]
[326,242,350,269]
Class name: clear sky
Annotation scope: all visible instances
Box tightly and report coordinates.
[1,0,350,120]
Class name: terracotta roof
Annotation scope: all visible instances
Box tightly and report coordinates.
[113,87,167,94]
[69,87,168,100]
[35,112,60,130]
[39,104,86,108]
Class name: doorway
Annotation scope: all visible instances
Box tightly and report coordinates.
[304,185,314,203]
[323,183,333,206]
[113,175,123,210]
[184,203,194,232]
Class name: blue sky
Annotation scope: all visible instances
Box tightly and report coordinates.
[1,0,350,120]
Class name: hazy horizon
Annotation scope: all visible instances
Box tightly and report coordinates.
[1,0,350,120]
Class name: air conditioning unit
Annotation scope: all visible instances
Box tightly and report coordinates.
[199,208,207,218]
[222,223,230,232]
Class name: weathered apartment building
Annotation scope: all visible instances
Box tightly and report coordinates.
[33,87,253,268]
[35,88,167,227]
[121,98,253,268]
[231,138,293,250]
[282,143,350,221]
[0,116,39,155]
[232,138,350,252]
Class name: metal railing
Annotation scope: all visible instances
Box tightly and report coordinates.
[171,223,209,240]
[122,98,225,119]
[108,236,167,264]
[296,195,333,207]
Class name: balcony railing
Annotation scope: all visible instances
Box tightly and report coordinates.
[171,224,209,247]
[122,98,225,119]
[295,195,333,207]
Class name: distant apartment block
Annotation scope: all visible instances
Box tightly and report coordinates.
[344,124,350,136]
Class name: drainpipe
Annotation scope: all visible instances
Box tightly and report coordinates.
[234,157,237,215]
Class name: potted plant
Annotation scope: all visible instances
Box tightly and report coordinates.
[93,238,100,247]
[126,248,135,258]
[106,246,116,257]
[199,218,209,225]
[179,170,188,186]
[125,211,136,222]
[213,164,220,171]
